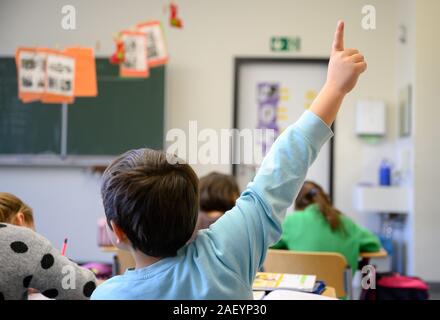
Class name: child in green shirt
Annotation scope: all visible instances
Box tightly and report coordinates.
[272,181,381,273]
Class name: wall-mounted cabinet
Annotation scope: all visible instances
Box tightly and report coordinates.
[354,186,411,213]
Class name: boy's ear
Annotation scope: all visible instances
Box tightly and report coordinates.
[109,220,129,246]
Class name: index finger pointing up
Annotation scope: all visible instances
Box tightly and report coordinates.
[332,20,345,52]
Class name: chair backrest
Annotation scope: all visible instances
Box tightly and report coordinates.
[263,249,350,298]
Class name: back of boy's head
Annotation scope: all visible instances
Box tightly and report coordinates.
[101,148,199,257]
[199,172,240,213]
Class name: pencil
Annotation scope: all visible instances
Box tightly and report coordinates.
[61,238,68,256]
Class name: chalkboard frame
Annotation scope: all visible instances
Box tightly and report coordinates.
[0,58,165,167]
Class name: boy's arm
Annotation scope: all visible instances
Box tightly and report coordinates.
[199,21,367,285]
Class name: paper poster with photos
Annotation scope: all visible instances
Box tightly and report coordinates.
[120,31,149,78]
[16,48,47,102]
[16,48,76,104]
[15,46,97,104]
[38,48,75,104]
[136,20,169,67]
[45,53,75,97]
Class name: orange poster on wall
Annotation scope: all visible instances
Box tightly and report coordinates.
[136,20,169,67]
[15,46,98,104]
[64,47,97,97]
[119,30,149,78]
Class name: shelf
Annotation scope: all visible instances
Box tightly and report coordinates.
[354,185,411,213]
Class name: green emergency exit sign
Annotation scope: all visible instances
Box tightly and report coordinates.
[270,37,301,52]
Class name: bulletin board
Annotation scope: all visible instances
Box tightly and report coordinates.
[233,58,334,199]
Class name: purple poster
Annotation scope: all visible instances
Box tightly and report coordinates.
[257,82,280,155]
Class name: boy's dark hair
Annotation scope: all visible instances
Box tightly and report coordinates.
[101,148,199,257]
[199,172,240,213]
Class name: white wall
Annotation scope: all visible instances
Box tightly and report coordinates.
[394,0,416,277]
[412,0,440,281]
[0,0,402,263]
[0,167,108,262]
[392,0,440,281]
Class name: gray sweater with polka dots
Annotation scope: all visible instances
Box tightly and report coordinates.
[0,223,97,300]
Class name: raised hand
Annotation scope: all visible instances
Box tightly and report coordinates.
[326,21,367,95]
[309,21,367,125]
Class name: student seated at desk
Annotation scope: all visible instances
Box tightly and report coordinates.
[0,192,97,300]
[194,172,240,232]
[272,181,381,273]
[92,21,367,300]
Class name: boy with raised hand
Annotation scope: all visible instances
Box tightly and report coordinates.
[92,21,366,300]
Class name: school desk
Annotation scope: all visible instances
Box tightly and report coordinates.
[98,279,337,300]
[360,249,388,259]
[103,246,389,272]
[359,249,388,270]
[321,287,337,298]
[100,246,338,299]
[102,245,388,257]
[262,288,337,300]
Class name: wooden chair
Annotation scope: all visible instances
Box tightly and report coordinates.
[263,249,352,299]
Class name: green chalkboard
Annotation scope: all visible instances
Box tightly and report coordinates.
[0,58,165,157]
[68,60,165,155]
[0,59,61,155]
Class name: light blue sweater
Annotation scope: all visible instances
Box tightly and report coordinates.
[91,110,333,300]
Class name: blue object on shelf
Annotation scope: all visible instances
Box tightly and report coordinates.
[379,159,392,186]
[379,235,393,256]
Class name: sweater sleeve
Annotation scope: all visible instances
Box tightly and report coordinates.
[197,111,333,285]
[357,226,381,253]
[27,231,98,300]
[341,215,382,253]
[270,238,287,249]
[0,224,97,300]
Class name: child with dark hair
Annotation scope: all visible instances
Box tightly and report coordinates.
[195,172,240,231]
[272,181,381,273]
[92,21,367,299]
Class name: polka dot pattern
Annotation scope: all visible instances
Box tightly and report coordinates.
[23,275,33,288]
[42,289,58,299]
[83,281,96,298]
[2,224,95,300]
[10,241,28,253]
[41,253,55,269]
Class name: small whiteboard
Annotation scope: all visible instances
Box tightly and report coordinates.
[233,58,334,199]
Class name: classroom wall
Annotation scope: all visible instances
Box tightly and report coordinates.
[392,0,440,281]
[394,0,416,277]
[412,0,440,281]
[0,167,108,262]
[0,0,402,264]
